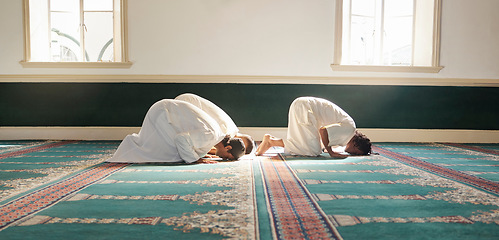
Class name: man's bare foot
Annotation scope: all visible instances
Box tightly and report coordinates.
[256,134,272,156]
[256,134,285,156]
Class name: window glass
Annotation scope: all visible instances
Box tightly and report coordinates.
[342,0,416,66]
[84,12,114,61]
[26,0,122,63]
[84,0,113,11]
[351,0,376,16]
[50,0,77,12]
[50,0,81,61]
[383,0,413,65]
[350,15,375,65]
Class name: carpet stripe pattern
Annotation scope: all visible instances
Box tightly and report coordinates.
[259,155,342,240]
[0,162,129,230]
[373,145,499,194]
[0,141,118,203]
[441,143,499,156]
[284,143,498,239]
[0,141,79,160]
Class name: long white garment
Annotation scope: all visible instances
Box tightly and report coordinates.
[284,97,356,156]
[175,93,239,137]
[107,99,225,163]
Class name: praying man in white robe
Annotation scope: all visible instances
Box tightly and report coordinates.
[174,93,255,154]
[256,97,371,158]
[107,99,245,164]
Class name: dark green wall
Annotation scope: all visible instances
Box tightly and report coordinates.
[1,83,497,130]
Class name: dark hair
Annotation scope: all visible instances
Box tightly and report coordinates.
[221,135,231,146]
[227,138,246,159]
[238,134,255,154]
[351,131,372,155]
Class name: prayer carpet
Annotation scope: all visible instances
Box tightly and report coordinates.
[0,141,497,239]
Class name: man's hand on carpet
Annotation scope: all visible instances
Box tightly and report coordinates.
[327,151,349,159]
[194,158,219,164]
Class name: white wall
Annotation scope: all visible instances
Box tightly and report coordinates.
[1,0,498,79]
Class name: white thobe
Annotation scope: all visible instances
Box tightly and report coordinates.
[284,97,356,156]
[107,99,225,163]
[175,93,239,137]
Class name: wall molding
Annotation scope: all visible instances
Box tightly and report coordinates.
[18,62,133,68]
[1,127,497,143]
[330,65,443,73]
[0,74,498,87]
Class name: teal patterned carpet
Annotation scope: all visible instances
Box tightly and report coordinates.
[284,143,498,239]
[0,141,497,239]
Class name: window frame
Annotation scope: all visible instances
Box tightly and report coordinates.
[20,0,132,68]
[332,0,443,73]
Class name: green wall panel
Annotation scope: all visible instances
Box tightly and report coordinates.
[0,83,497,130]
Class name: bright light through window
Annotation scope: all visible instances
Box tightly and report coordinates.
[27,0,122,63]
[343,0,414,66]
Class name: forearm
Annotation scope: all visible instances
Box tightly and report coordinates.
[193,158,218,164]
[319,127,330,150]
[320,127,347,159]
[174,133,202,163]
[319,127,333,154]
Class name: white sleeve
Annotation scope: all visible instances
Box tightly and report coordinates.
[325,123,356,146]
[174,133,201,163]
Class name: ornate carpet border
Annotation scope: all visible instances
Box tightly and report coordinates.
[441,143,499,156]
[0,162,129,230]
[259,154,342,240]
[373,146,499,195]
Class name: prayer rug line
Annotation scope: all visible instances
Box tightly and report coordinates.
[441,143,499,156]
[0,141,80,160]
[373,146,499,195]
[259,154,343,240]
[0,162,129,231]
[329,214,477,226]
